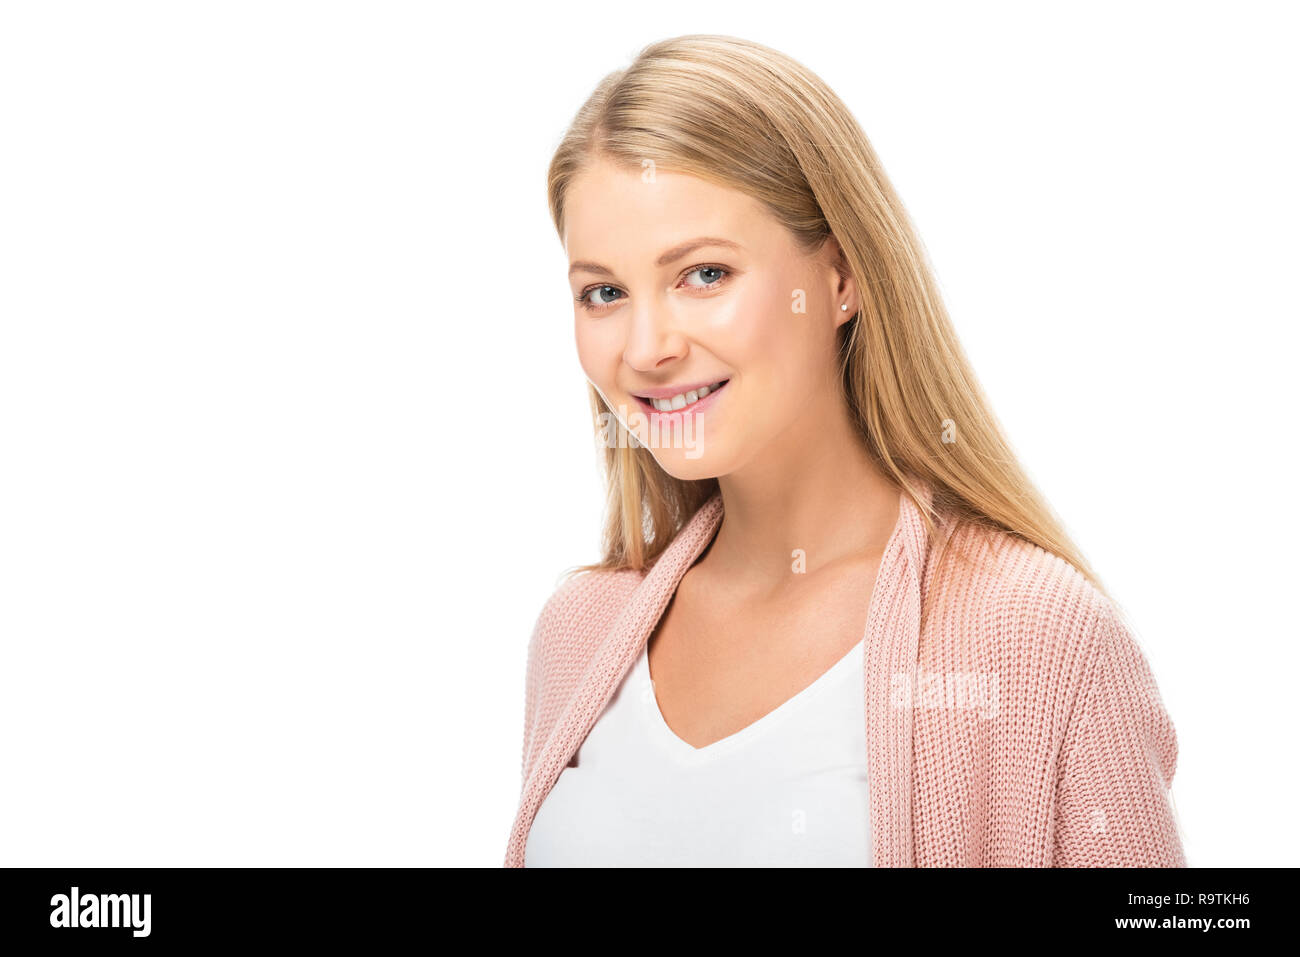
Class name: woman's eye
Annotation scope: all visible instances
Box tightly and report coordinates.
[682,265,729,289]
[577,285,625,310]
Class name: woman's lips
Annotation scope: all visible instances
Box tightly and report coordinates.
[631,379,729,420]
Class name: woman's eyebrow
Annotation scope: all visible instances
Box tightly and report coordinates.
[653,236,743,267]
[568,237,744,279]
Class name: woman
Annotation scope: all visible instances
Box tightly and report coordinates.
[506,34,1185,867]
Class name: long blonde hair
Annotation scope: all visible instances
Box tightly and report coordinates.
[547,34,1109,603]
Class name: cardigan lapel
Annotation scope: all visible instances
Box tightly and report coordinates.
[515,476,934,867]
[516,493,726,844]
[863,475,934,866]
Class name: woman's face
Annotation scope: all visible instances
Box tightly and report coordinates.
[564,158,857,480]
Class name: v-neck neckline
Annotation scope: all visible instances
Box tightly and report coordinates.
[633,488,906,764]
[504,475,936,868]
[636,635,865,764]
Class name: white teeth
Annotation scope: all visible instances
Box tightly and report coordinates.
[647,380,725,412]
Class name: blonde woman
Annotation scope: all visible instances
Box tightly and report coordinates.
[506,34,1185,868]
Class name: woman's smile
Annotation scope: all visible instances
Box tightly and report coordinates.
[630,378,730,416]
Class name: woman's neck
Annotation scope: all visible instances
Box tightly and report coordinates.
[705,391,901,592]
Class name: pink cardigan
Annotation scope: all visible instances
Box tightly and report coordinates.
[505,478,1186,867]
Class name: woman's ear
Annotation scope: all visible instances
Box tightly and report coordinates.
[821,233,858,326]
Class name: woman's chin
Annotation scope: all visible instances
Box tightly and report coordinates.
[646,447,726,482]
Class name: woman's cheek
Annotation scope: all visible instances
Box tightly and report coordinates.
[574,323,617,393]
[729,276,800,348]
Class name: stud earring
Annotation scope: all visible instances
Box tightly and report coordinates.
[840,304,848,311]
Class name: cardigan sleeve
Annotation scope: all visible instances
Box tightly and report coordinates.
[1051,600,1186,867]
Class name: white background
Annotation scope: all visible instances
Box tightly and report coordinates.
[1,1,1295,867]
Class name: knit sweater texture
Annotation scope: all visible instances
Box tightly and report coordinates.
[505,478,1186,867]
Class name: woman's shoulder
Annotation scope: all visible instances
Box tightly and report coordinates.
[526,495,720,660]
[526,565,647,663]
[930,517,1132,669]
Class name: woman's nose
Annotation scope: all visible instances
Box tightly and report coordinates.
[622,303,687,372]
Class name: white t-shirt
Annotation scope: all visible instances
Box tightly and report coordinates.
[524,636,873,867]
